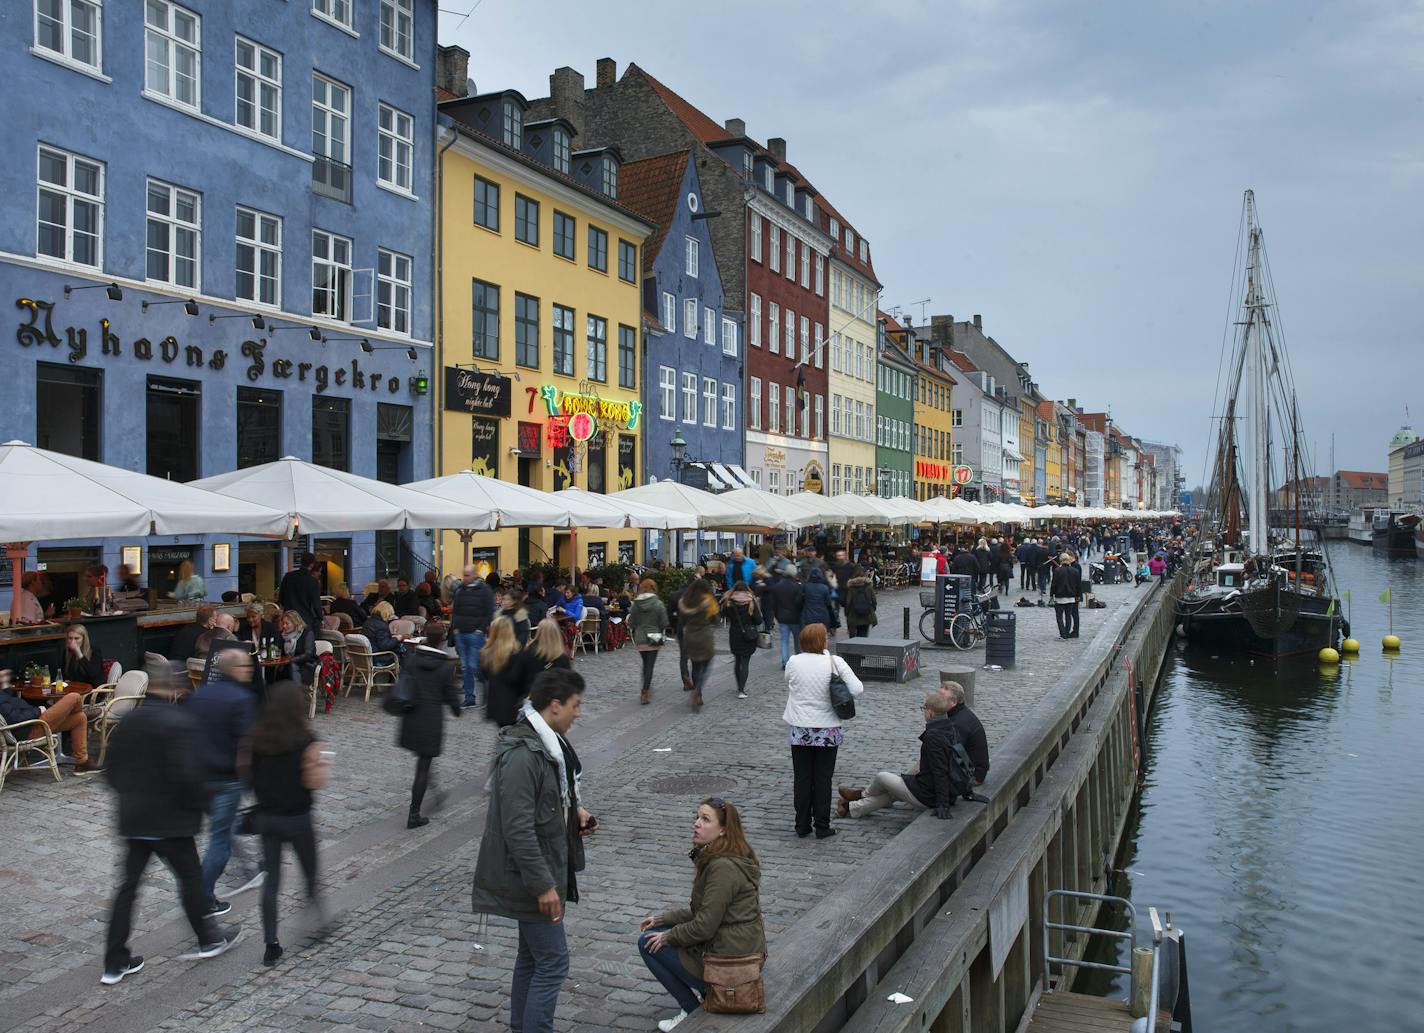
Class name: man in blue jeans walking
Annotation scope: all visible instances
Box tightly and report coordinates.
[449,565,494,707]
[769,569,805,668]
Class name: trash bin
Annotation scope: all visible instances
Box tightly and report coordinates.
[984,610,1016,668]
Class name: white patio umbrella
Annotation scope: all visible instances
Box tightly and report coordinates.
[550,487,689,529]
[193,457,490,533]
[608,482,787,531]
[781,492,853,526]
[717,488,827,530]
[922,496,984,525]
[878,496,934,524]
[405,471,581,528]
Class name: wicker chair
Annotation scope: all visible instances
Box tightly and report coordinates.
[345,633,398,702]
[308,640,333,718]
[574,614,602,655]
[0,711,62,790]
[318,629,349,690]
[83,670,149,766]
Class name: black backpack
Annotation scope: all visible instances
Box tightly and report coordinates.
[942,722,978,801]
[849,584,873,618]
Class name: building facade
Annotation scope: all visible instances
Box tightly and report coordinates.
[436,66,654,573]
[825,203,879,497]
[3,0,438,599]
[875,313,915,499]
[1388,425,1421,507]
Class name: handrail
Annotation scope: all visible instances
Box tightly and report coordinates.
[1144,907,1165,1032]
[1043,888,1136,978]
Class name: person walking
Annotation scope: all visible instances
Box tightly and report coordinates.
[972,538,992,593]
[247,681,330,967]
[480,617,526,728]
[996,541,1014,596]
[628,579,669,705]
[723,581,761,700]
[769,568,805,668]
[782,624,863,839]
[102,675,240,985]
[450,564,495,708]
[842,566,877,639]
[1016,539,1034,591]
[677,581,718,709]
[1050,551,1084,639]
[471,669,596,1033]
[724,546,756,590]
[800,567,836,647]
[637,798,767,1031]
[399,625,460,829]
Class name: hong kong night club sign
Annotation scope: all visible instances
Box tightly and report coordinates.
[538,384,643,431]
[15,297,413,395]
[443,366,512,417]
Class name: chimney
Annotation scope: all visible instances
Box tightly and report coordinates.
[972,314,982,330]
[724,117,746,137]
[767,137,786,162]
[436,45,470,99]
[596,58,617,88]
[549,66,586,138]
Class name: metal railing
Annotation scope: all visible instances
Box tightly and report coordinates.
[1043,888,1136,978]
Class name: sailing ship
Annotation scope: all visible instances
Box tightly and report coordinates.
[1178,191,1345,658]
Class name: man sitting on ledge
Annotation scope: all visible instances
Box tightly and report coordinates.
[836,692,965,820]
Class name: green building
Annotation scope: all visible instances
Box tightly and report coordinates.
[875,314,917,497]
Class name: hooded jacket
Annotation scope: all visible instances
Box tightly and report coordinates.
[657,851,768,979]
[950,551,979,578]
[843,575,878,626]
[800,569,835,628]
[677,594,718,663]
[105,699,210,838]
[629,592,669,650]
[769,575,805,625]
[398,645,461,757]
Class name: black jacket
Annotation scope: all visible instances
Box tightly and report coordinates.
[391,590,422,619]
[801,571,836,629]
[278,568,324,634]
[105,700,210,838]
[725,598,761,658]
[973,547,992,575]
[950,551,979,578]
[497,606,532,646]
[487,649,571,728]
[185,677,257,779]
[58,646,105,685]
[450,579,495,634]
[398,646,461,756]
[362,616,403,657]
[769,576,806,625]
[329,596,367,626]
[0,691,40,727]
[947,703,990,782]
[168,620,209,663]
[903,716,966,812]
[1050,563,1084,601]
[237,619,281,646]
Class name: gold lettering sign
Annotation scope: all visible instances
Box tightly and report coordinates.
[764,447,786,467]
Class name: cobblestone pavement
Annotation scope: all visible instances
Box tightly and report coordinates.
[0,577,1141,1033]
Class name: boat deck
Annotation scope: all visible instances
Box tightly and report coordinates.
[1026,991,1165,1032]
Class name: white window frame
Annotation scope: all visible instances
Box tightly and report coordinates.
[662,291,676,332]
[312,73,351,164]
[379,0,414,63]
[831,394,842,436]
[235,205,281,309]
[34,0,103,74]
[35,144,104,268]
[502,99,522,149]
[814,323,823,369]
[144,0,200,110]
[145,178,201,290]
[799,315,809,364]
[799,243,809,288]
[769,224,780,272]
[844,227,854,252]
[377,102,415,195]
[703,377,717,427]
[814,394,823,439]
[722,382,736,430]
[312,228,353,322]
[784,309,795,364]
[860,239,868,263]
[750,377,762,429]
[763,164,773,191]
[785,233,795,281]
[831,332,841,371]
[749,293,762,348]
[683,298,697,340]
[829,217,840,240]
[768,301,779,355]
[234,36,281,142]
[377,248,412,336]
[552,129,570,175]
[750,214,761,263]
[685,235,699,277]
[704,306,715,346]
[814,254,824,295]
[768,381,780,433]
[659,366,676,420]
[784,385,795,436]
[722,317,737,357]
[682,372,698,423]
[312,0,354,32]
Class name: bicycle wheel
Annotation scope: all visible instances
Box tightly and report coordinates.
[919,609,938,643]
[948,613,979,650]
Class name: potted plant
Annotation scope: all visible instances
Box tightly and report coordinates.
[22,661,48,690]
[63,597,85,620]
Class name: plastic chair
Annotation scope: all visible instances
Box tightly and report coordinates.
[309,640,333,718]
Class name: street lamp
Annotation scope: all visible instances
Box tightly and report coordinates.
[669,428,689,566]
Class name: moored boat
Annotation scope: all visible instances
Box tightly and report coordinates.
[1371,510,1419,557]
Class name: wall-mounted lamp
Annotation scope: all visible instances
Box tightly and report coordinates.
[209,312,266,330]
[142,297,199,316]
[360,339,374,353]
[410,370,430,395]
[64,281,123,301]
[271,324,324,341]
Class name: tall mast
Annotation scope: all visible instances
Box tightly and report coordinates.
[1244,191,1269,556]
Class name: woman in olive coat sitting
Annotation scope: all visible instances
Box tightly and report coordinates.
[637,798,767,1031]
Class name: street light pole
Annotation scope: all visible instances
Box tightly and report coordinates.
[670,428,688,568]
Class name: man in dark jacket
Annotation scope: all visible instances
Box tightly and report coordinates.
[800,567,836,642]
[472,669,595,1033]
[949,547,979,580]
[1016,539,1035,590]
[187,649,260,916]
[169,605,217,663]
[1050,552,1085,638]
[103,678,240,985]
[769,570,806,667]
[390,576,422,619]
[278,553,324,640]
[450,564,495,707]
[941,681,990,783]
[837,692,966,819]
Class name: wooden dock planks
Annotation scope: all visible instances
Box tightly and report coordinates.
[1026,991,1138,1033]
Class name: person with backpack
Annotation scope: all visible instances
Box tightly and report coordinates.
[722,581,761,700]
[842,567,877,639]
[939,680,989,783]
[836,691,970,819]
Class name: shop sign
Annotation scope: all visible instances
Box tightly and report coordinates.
[953,465,975,485]
[617,539,636,564]
[568,411,597,442]
[443,367,511,417]
[917,459,949,480]
[470,547,499,579]
[764,446,786,468]
[537,384,642,430]
[803,461,824,494]
[15,297,410,396]
[546,416,570,448]
[470,417,499,477]
[617,434,637,490]
[517,421,542,458]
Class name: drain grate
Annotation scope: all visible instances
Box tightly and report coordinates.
[646,774,741,796]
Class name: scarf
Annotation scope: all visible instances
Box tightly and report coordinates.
[520,700,580,808]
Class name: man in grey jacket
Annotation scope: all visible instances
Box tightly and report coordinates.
[471,669,595,1033]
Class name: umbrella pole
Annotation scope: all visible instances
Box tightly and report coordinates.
[6,542,31,625]
[570,527,578,589]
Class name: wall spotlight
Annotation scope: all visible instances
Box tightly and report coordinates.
[64,282,123,301]
[141,297,198,315]
[209,312,266,330]
[405,347,417,360]
[360,340,374,353]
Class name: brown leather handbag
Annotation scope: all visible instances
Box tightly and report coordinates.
[701,952,766,1014]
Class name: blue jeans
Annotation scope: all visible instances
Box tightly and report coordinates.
[639,928,704,1014]
[512,918,569,1033]
[201,780,243,909]
[454,629,485,705]
[779,622,802,666]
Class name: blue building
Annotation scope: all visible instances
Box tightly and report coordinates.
[617,150,746,560]
[1,0,437,601]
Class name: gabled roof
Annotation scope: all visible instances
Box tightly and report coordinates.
[634,64,733,147]
[616,150,691,274]
[1076,412,1109,433]
[1336,470,1388,489]
[946,349,978,373]
[1036,400,1056,419]
[878,309,905,334]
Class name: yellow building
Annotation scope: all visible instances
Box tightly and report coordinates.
[911,346,957,501]
[437,89,654,575]
[1018,397,1038,506]
[824,207,880,497]
[1038,401,1064,503]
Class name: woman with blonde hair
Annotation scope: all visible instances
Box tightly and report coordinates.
[57,623,105,685]
[480,617,524,726]
[279,609,317,684]
[173,559,206,602]
[362,600,403,657]
[504,616,572,719]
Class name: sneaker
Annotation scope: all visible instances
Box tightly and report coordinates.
[204,900,232,918]
[263,942,284,967]
[227,870,266,895]
[100,956,144,985]
[196,925,242,959]
[657,1011,688,1032]
[407,814,430,829]
[737,691,748,699]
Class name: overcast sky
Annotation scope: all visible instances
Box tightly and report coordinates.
[441,0,1423,487]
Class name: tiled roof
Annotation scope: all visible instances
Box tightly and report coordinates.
[915,358,956,385]
[1336,470,1388,489]
[946,349,978,373]
[436,86,459,102]
[617,150,691,273]
[1076,412,1108,433]
[1036,400,1055,419]
[878,309,905,334]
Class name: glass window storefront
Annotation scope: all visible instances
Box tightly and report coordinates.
[146,376,201,481]
[36,362,102,460]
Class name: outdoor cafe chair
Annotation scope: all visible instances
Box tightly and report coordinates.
[0,711,62,791]
[309,640,333,719]
[574,614,601,656]
[345,633,398,703]
[83,670,148,766]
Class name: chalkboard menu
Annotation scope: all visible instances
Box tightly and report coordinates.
[470,417,499,478]
[934,574,975,643]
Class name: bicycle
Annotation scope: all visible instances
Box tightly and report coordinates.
[918,589,993,649]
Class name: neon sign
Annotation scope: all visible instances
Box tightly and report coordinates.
[539,385,642,430]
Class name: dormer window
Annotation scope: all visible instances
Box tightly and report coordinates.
[829,217,840,239]
[552,128,570,174]
[784,180,794,205]
[743,151,753,178]
[844,228,854,252]
[803,196,813,221]
[601,159,618,198]
[763,164,773,191]
[502,100,522,149]
[859,239,868,263]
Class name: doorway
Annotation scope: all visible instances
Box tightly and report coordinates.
[518,457,538,569]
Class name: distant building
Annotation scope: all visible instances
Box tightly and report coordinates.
[1273,476,1328,514]
[1388,425,1420,507]
[875,313,915,499]
[1326,470,1388,515]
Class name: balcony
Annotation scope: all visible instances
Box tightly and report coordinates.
[312,155,353,204]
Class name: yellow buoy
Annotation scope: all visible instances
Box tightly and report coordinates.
[1383,634,1402,651]
[1341,638,1360,654]
[1318,647,1340,664]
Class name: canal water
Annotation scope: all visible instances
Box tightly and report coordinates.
[1084,544,1422,1031]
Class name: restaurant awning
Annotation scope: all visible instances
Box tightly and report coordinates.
[404,471,582,528]
[550,487,691,530]
[608,482,787,531]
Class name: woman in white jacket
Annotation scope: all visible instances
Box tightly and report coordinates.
[782,622,863,839]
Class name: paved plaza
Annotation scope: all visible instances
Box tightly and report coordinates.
[0,578,1142,1033]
